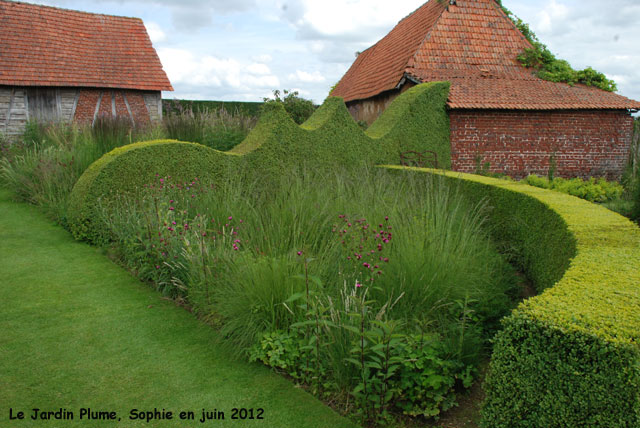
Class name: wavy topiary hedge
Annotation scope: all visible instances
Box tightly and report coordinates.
[230,81,451,177]
[384,166,640,428]
[66,81,640,424]
[67,140,239,242]
[69,82,451,242]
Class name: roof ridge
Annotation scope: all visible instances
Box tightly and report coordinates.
[0,0,142,22]
[488,0,534,51]
[405,0,448,74]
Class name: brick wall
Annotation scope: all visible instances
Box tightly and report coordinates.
[450,109,634,180]
[74,89,157,125]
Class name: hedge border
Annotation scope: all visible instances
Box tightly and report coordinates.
[69,83,451,242]
[67,140,239,242]
[384,166,640,427]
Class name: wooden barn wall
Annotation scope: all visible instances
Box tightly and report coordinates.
[0,86,163,139]
[0,87,28,138]
[345,82,416,125]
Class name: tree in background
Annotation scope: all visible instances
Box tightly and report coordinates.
[263,90,316,125]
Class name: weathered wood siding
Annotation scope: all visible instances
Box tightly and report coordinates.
[60,89,79,122]
[1,87,163,139]
[346,82,416,125]
[143,92,162,122]
[0,87,29,138]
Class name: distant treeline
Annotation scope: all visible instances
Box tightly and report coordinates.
[163,99,264,117]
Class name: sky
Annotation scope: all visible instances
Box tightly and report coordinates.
[26,0,640,105]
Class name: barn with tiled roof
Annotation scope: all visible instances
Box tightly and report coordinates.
[332,0,640,179]
[0,0,172,137]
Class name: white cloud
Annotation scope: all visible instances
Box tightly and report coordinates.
[247,63,272,75]
[144,21,166,43]
[252,54,273,63]
[288,70,325,83]
[536,0,569,33]
[158,48,280,92]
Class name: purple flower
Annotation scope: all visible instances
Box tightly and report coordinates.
[297,251,303,256]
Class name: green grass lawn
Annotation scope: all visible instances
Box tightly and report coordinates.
[0,189,356,428]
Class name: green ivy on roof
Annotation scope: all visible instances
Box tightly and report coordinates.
[495,0,617,92]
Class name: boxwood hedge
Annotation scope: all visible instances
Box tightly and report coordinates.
[384,166,640,428]
[68,82,451,242]
[67,140,239,242]
[67,82,640,426]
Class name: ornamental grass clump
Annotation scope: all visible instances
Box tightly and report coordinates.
[163,103,257,151]
[0,119,161,225]
[93,166,520,426]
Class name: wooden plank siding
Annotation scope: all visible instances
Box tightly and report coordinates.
[0,86,163,140]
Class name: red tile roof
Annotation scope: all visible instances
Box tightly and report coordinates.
[0,0,173,91]
[332,0,640,110]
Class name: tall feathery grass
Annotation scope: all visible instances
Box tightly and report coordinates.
[0,118,162,225]
[163,102,257,151]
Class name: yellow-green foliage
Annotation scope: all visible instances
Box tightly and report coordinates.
[524,174,624,203]
[69,83,451,242]
[385,166,640,428]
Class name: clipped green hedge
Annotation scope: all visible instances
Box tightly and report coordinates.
[69,83,451,241]
[230,81,451,177]
[67,140,239,243]
[385,167,640,428]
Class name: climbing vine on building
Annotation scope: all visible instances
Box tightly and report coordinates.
[495,0,617,92]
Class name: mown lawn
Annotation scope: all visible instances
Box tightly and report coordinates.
[0,189,356,428]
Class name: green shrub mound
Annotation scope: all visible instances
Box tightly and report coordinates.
[386,166,640,428]
[231,81,450,176]
[70,83,451,241]
[524,174,624,203]
[68,140,238,243]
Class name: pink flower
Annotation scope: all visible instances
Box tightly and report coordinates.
[355,282,363,288]
[228,216,233,220]
[297,251,303,256]
[169,207,175,211]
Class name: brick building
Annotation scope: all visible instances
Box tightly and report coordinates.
[332,0,640,179]
[0,0,172,138]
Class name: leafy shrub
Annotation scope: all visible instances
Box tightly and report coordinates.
[524,175,624,203]
[497,2,616,91]
[262,89,316,125]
